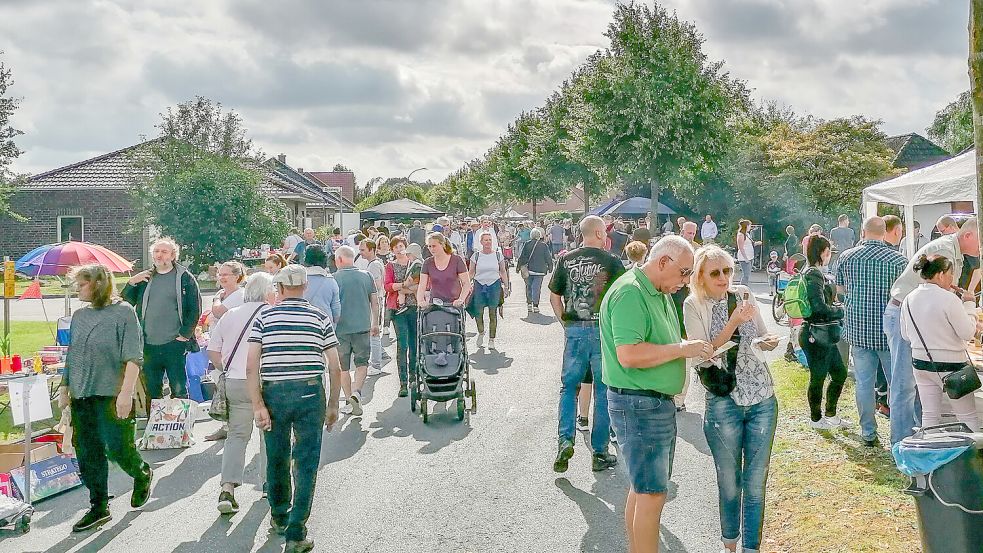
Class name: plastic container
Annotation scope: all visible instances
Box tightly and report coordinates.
[896,423,983,553]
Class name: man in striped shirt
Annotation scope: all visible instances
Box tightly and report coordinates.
[835,217,907,447]
[246,264,340,553]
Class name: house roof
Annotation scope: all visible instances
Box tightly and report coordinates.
[265,158,356,212]
[305,171,358,211]
[885,133,950,171]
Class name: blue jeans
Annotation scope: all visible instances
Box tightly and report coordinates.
[393,307,418,385]
[738,260,752,286]
[557,324,609,454]
[608,390,676,494]
[525,274,545,307]
[704,394,778,552]
[883,304,921,444]
[851,347,891,441]
[262,378,325,542]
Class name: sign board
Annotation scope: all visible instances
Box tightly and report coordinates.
[3,260,13,298]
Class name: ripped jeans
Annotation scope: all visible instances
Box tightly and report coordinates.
[704,393,778,553]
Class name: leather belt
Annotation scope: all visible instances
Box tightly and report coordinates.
[608,386,673,401]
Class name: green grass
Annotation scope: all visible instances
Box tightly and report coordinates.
[763,360,919,553]
[6,321,58,359]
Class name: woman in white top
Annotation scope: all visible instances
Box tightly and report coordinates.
[683,245,780,553]
[206,272,275,515]
[735,219,759,287]
[900,254,983,432]
[211,261,246,320]
[469,233,510,350]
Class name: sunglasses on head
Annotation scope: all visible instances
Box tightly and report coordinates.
[708,267,733,278]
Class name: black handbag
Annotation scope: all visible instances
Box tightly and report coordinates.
[696,293,740,397]
[906,305,982,400]
[807,321,842,346]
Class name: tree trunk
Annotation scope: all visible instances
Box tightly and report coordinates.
[532,199,538,221]
[650,179,660,230]
[971,0,983,216]
[583,185,590,219]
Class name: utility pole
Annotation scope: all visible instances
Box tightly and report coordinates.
[970,0,983,214]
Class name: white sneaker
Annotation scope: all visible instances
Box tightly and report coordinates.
[367,366,382,376]
[476,333,484,348]
[824,415,852,428]
[532,306,540,313]
[810,418,834,430]
[488,338,497,350]
[340,402,353,415]
[349,393,363,416]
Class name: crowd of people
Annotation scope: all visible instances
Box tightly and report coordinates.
[57,207,981,553]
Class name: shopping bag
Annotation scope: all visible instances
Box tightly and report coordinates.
[139,398,199,450]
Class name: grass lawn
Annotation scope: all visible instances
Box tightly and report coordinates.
[0,321,62,443]
[763,360,919,552]
[9,275,132,296]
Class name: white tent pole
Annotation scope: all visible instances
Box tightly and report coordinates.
[904,204,916,258]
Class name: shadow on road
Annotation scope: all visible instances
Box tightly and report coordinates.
[556,474,628,553]
[469,348,514,375]
[521,312,556,325]
[369,397,472,454]
[320,416,368,467]
[676,410,711,457]
[169,497,270,553]
[19,511,140,553]
[143,442,224,513]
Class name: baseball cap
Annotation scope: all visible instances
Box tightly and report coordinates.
[273,264,308,286]
[432,224,443,232]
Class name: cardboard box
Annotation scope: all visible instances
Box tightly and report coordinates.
[0,442,58,498]
[10,453,82,502]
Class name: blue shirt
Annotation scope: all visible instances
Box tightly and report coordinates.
[303,268,341,324]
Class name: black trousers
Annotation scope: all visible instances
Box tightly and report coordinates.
[143,340,189,399]
[800,327,848,422]
[71,396,150,509]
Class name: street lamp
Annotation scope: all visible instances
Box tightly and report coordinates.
[406,167,427,182]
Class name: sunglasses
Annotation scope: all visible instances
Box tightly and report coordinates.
[708,267,733,278]
[666,256,694,278]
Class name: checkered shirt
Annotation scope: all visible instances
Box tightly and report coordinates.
[834,240,907,350]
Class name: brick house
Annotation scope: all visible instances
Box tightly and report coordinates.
[266,155,356,230]
[0,141,350,267]
[305,170,356,203]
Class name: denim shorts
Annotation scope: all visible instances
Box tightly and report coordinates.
[608,389,677,494]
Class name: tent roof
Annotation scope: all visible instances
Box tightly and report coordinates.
[602,197,676,216]
[862,149,978,207]
[359,198,445,219]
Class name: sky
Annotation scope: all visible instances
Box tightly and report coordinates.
[1,0,972,186]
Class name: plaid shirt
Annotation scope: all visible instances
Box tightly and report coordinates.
[835,240,907,350]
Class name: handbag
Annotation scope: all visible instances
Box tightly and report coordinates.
[208,304,264,421]
[696,293,740,397]
[519,242,538,280]
[906,305,981,400]
[807,321,842,346]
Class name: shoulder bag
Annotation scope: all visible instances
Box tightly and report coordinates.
[906,304,981,400]
[696,293,740,397]
[520,241,540,280]
[208,304,265,421]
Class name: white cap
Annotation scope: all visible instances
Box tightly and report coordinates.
[273,264,307,286]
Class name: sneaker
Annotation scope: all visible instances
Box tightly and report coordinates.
[72,508,111,532]
[488,338,497,350]
[532,306,540,313]
[367,366,383,376]
[576,416,589,431]
[476,333,485,348]
[217,490,239,515]
[285,539,315,553]
[131,466,153,508]
[204,428,227,441]
[553,439,575,473]
[591,452,618,471]
[398,384,408,397]
[876,404,890,418]
[349,393,363,416]
[340,401,353,415]
[824,415,852,428]
[810,418,835,431]
[863,435,881,448]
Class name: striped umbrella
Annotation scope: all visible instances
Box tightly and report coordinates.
[15,241,133,277]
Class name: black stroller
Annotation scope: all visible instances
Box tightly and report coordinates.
[411,303,477,422]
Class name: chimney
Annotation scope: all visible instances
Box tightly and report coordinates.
[277,154,286,163]
[297,168,304,173]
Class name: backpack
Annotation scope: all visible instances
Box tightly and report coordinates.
[782,271,812,319]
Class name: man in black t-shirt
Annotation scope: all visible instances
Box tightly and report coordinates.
[548,215,626,473]
[608,221,630,258]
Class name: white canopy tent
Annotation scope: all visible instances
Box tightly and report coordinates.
[862,149,979,255]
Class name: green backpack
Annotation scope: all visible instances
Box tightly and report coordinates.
[783,271,812,319]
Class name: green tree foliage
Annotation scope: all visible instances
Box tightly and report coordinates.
[563,4,748,200]
[0,53,25,221]
[135,156,288,269]
[131,97,288,269]
[356,179,427,210]
[927,90,974,155]
[429,160,492,216]
[488,111,569,211]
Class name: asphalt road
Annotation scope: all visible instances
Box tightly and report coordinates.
[2,273,785,553]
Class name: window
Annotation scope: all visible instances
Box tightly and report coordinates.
[57,216,84,242]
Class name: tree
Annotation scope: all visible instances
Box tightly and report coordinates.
[356,180,427,211]
[927,90,974,155]
[0,52,25,221]
[562,4,749,218]
[134,155,288,268]
[970,2,983,218]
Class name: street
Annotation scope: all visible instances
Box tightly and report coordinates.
[2,275,783,553]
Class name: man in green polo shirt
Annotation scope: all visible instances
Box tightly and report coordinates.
[600,235,710,553]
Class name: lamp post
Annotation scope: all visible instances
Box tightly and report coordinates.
[406,167,427,182]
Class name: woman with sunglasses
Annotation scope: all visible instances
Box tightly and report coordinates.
[683,245,780,553]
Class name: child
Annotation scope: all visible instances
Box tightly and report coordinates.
[397,243,424,312]
[766,250,782,297]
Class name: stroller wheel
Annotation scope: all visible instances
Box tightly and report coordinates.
[17,513,31,533]
[456,396,466,421]
[420,399,429,423]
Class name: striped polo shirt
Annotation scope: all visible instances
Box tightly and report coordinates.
[248,297,338,381]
